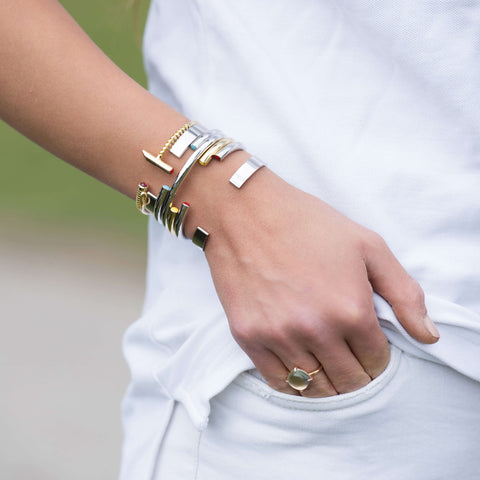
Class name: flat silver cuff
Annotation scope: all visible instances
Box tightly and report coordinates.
[229,156,265,188]
[169,129,198,158]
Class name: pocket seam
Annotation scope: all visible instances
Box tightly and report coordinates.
[233,345,402,411]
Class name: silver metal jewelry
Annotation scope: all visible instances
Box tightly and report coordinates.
[155,186,169,224]
[214,141,244,161]
[229,156,265,188]
[162,133,220,220]
[143,191,157,215]
[169,129,199,158]
[174,202,190,237]
[192,227,209,250]
[190,129,222,152]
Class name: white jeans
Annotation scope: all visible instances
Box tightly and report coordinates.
[154,346,480,479]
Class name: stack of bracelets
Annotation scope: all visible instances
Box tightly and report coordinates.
[135,121,265,250]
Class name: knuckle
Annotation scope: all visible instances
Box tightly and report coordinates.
[231,319,256,346]
[283,307,325,342]
[297,317,322,339]
[262,326,291,347]
[361,230,387,253]
[338,297,374,330]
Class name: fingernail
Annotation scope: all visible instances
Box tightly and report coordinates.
[423,314,440,339]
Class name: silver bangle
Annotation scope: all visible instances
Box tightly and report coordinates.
[169,123,208,158]
[164,133,220,212]
[229,156,266,188]
[142,191,157,215]
[158,134,220,244]
[192,227,209,250]
[214,141,244,161]
[190,129,223,152]
[174,202,190,237]
[154,185,172,224]
[168,129,198,158]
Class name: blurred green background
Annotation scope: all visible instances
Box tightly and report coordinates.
[0,0,150,241]
[0,3,153,479]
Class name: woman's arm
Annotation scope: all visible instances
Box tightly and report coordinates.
[0,0,439,397]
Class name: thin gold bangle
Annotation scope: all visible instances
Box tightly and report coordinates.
[166,206,179,234]
[174,202,190,237]
[198,137,234,166]
[135,182,150,214]
[159,121,198,160]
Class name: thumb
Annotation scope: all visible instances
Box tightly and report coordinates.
[363,233,440,344]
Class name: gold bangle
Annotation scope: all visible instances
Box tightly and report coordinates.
[166,206,179,234]
[198,137,234,166]
[142,121,198,174]
[135,182,151,215]
[174,202,190,237]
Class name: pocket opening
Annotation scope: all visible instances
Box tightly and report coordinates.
[234,344,402,411]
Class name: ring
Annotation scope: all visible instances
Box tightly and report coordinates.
[286,366,323,391]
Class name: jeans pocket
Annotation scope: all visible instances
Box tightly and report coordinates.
[234,344,402,411]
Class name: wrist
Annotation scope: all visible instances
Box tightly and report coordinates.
[178,151,290,253]
[138,122,284,250]
[174,149,252,238]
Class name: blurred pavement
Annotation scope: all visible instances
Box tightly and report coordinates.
[0,216,147,480]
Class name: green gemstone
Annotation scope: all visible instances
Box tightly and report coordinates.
[287,368,311,391]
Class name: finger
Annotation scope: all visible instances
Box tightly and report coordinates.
[299,367,337,398]
[345,318,390,379]
[245,347,300,395]
[274,348,337,398]
[312,341,372,394]
[363,232,440,343]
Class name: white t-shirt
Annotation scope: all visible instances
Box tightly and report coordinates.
[120,0,480,477]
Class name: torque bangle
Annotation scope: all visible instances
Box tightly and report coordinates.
[229,156,266,188]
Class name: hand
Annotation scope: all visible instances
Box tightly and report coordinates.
[201,165,439,398]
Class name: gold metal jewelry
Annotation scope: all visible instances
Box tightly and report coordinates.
[174,202,190,237]
[198,137,234,166]
[286,366,323,391]
[142,121,198,174]
[136,182,151,215]
[166,206,179,234]
[142,149,174,175]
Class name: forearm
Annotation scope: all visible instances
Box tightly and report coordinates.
[0,0,248,232]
